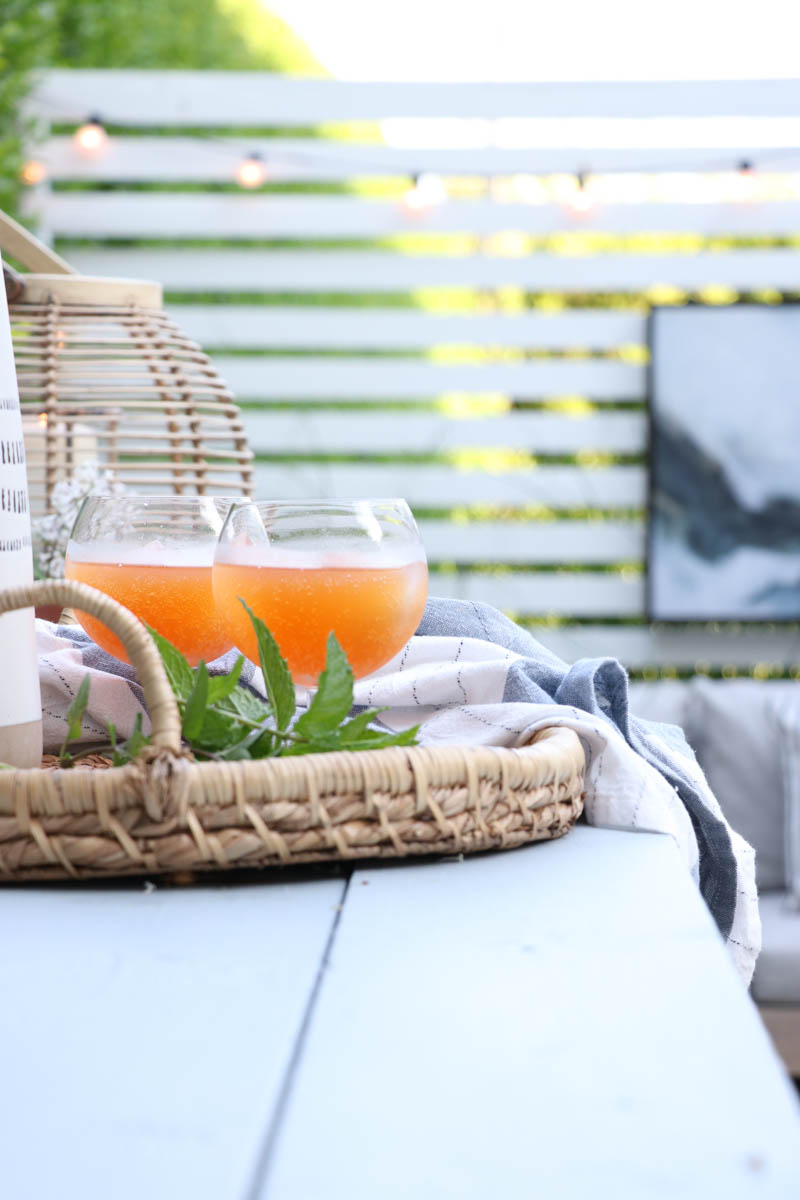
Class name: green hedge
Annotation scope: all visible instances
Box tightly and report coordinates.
[0,0,322,219]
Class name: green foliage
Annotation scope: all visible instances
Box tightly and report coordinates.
[58,606,419,767]
[0,0,323,219]
[58,675,91,766]
[47,0,324,72]
[0,1,51,218]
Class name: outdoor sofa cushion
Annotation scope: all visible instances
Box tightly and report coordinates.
[771,692,800,903]
[685,679,796,891]
[750,891,800,1004]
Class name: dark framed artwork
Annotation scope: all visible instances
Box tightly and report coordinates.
[648,304,800,621]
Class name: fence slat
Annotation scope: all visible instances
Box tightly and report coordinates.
[251,461,644,507]
[216,357,644,399]
[41,193,800,238]
[539,625,800,670]
[243,410,646,455]
[427,570,640,615]
[39,135,800,181]
[32,71,800,123]
[418,519,644,563]
[65,247,800,293]
[172,307,648,349]
[169,306,645,349]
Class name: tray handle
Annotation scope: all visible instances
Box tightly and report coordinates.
[0,580,182,754]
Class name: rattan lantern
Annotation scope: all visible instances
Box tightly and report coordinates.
[1,211,253,517]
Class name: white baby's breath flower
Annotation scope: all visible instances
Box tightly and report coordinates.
[32,460,125,580]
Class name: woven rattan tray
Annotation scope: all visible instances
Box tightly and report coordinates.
[0,579,585,882]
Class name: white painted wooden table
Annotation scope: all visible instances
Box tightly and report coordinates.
[2,827,799,1199]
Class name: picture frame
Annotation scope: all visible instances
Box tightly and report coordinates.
[647,303,800,622]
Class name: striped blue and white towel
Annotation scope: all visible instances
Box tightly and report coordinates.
[36,596,760,984]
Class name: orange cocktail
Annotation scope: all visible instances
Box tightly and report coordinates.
[214,556,428,685]
[214,499,429,685]
[65,556,231,665]
[64,495,232,665]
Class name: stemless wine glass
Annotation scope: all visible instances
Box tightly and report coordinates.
[64,495,235,665]
[213,499,429,686]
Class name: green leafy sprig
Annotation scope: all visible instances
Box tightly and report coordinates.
[58,599,418,767]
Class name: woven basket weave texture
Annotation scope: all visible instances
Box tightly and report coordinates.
[0,580,585,882]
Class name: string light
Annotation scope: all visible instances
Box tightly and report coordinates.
[731,158,759,203]
[402,172,447,215]
[21,160,47,186]
[236,151,267,189]
[74,114,108,156]
[27,113,798,209]
[566,170,594,215]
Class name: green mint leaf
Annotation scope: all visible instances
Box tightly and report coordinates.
[338,708,388,745]
[192,707,249,754]
[342,725,420,751]
[280,729,342,757]
[64,675,91,745]
[245,728,277,758]
[182,661,210,742]
[207,656,245,705]
[294,632,353,738]
[111,713,151,766]
[219,685,271,725]
[217,744,253,761]
[145,624,194,702]
[126,712,149,760]
[240,599,296,732]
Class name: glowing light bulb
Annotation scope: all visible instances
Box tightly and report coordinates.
[74,115,108,156]
[21,160,47,186]
[236,153,266,189]
[402,172,447,215]
[731,159,759,204]
[566,172,594,216]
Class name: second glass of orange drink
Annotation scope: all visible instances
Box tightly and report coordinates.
[213,499,428,685]
[65,495,234,665]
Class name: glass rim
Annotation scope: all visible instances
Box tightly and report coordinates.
[230,497,412,510]
[76,493,242,506]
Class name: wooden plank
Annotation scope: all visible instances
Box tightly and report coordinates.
[39,134,800,181]
[243,410,647,455]
[216,358,645,400]
[42,192,800,238]
[169,306,645,350]
[536,624,800,670]
[0,878,344,1200]
[65,247,800,293]
[251,461,645,508]
[417,519,644,563]
[261,828,800,1199]
[427,569,641,616]
[32,71,800,122]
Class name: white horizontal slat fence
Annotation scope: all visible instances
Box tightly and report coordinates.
[214,359,646,400]
[62,248,800,293]
[240,411,646,454]
[25,70,800,674]
[32,71,800,121]
[41,193,800,237]
[167,308,645,349]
